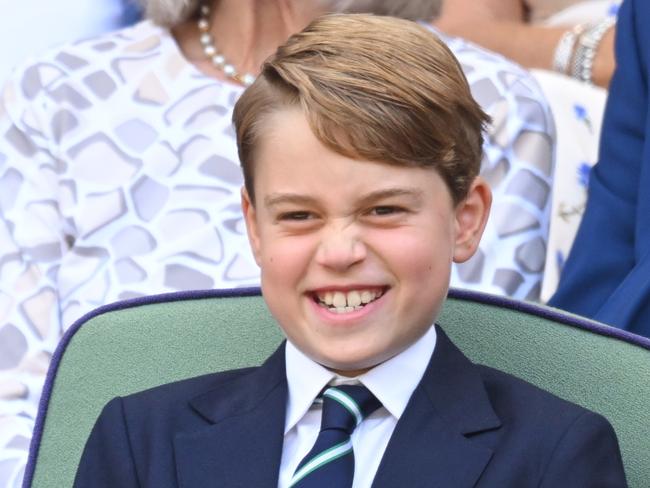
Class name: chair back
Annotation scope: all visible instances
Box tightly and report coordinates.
[24,288,650,487]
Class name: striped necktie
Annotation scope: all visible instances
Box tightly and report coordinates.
[289,384,382,487]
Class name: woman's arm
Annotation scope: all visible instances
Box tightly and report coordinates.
[435,0,615,87]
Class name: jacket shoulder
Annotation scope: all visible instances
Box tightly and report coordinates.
[476,364,595,426]
[121,366,257,411]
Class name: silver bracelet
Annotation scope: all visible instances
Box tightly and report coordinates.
[552,24,585,74]
[571,18,615,84]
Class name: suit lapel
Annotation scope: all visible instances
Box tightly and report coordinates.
[174,345,288,488]
[372,326,501,488]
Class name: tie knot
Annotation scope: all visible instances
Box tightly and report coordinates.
[320,384,381,434]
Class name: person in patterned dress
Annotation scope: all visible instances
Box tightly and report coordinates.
[0,0,554,485]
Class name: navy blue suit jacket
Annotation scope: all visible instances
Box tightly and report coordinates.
[550,0,650,338]
[73,327,626,487]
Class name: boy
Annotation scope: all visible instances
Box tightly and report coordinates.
[74,14,626,487]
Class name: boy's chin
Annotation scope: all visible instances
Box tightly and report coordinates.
[317,351,394,378]
[326,364,378,378]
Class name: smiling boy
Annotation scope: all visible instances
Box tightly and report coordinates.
[242,107,487,378]
[74,14,626,488]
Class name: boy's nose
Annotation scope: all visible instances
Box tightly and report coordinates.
[314,224,366,271]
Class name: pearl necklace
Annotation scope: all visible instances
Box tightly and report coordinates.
[197,3,257,86]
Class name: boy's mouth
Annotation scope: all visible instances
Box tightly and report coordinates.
[312,287,386,314]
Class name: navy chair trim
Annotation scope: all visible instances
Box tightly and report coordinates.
[22,287,650,487]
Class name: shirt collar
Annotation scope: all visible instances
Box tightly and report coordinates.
[361,325,437,419]
[284,325,437,434]
[284,341,335,435]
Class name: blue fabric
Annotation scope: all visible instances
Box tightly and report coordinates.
[292,385,381,487]
[120,0,142,25]
[550,0,650,338]
[72,327,626,487]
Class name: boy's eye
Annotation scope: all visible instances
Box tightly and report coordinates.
[369,206,404,216]
[279,211,313,221]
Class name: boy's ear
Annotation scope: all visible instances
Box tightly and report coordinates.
[453,177,492,263]
[241,187,263,266]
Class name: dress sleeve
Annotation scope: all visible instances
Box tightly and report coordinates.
[0,64,69,486]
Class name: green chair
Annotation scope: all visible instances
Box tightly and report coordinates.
[24,288,650,487]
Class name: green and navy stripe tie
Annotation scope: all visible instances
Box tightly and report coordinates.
[289,384,381,487]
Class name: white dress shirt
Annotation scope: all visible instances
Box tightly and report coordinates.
[278,325,438,488]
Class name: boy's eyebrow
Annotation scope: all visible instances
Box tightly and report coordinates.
[357,188,424,206]
[264,188,424,208]
[264,193,318,208]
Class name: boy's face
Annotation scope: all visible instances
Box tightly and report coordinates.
[242,108,490,376]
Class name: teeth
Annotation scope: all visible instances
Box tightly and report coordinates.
[332,292,346,308]
[347,291,361,307]
[360,290,373,304]
[316,288,383,311]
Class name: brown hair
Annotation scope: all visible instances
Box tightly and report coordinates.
[233,14,489,205]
